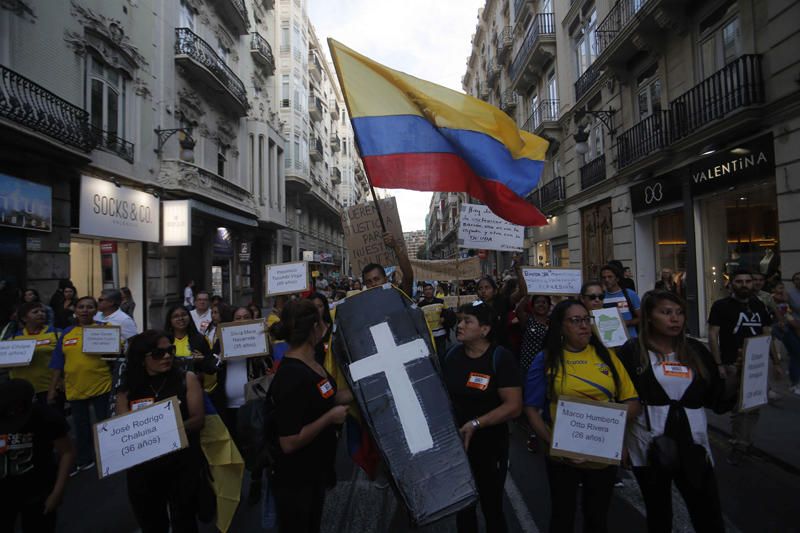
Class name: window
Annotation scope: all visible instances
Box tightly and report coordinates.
[574,9,598,76]
[529,93,539,127]
[281,26,290,49]
[179,1,194,30]
[281,75,289,107]
[541,0,553,13]
[217,144,227,177]
[699,6,741,78]
[546,69,557,101]
[216,38,228,62]
[637,76,662,120]
[88,55,125,138]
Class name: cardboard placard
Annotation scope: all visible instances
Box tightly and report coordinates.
[739,335,771,411]
[82,325,122,354]
[266,261,310,296]
[421,303,444,331]
[342,197,405,276]
[93,396,188,478]
[442,294,478,309]
[521,267,582,295]
[550,396,628,465]
[409,256,481,282]
[219,319,269,360]
[0,339,37,368]
[457,203,524,252]
[591,308,629,348]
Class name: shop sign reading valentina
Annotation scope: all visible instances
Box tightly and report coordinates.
[689,133,775,195]
[80,176,159,243]
[691,151,769,184]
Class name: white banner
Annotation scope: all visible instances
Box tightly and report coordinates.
[162,200,191,246]
[458,203,523,252]
[80,175,160,243]
[521,267,583,295]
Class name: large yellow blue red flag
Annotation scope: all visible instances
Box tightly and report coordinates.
[328,39,549,226]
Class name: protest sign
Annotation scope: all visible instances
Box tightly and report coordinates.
[458,203,524,252]
[421,303,444,330]
[266,261,309,296]
[93,397,188,478]
[521,267,582,295]
[219,319,269,360]
[410,256,481,281]
[550,396,628,465]
[591,308,629,348]
[739,335,771,411]
[0,339,37,368]
[442,294,478,309]
[342,197,405,275]
[82,325,122,354]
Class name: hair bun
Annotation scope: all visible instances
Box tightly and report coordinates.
[269,320,289,341]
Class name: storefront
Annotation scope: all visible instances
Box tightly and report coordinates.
[525,213,569,269]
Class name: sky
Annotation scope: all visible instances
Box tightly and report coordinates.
[308,0,485,231]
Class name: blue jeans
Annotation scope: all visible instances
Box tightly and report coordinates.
[774,325,800,385]
[71,394,110,466]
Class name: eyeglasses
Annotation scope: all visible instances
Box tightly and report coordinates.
[148,345,176,360]
[565,316,594,326]
[582,294,603,300]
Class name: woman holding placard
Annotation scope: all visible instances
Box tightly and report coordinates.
[617,290,736,533]
[164,305,217,381]
[524,299,639,533]
[48,296,112,474]
[11,302,61,406]
[116,329,206,533]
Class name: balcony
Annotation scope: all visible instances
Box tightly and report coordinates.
[330,133,340,152]
[175,28,248,115]
[91,126,134,163]
[616,110,672,169]
[574,62,602,102]
[523,99,560,135]
[0,65,93,152]
[212,0,249,35]
[309,51,322,84]
[539,176,565,210]
[580,154,607,190]
[497,26,513,61]
[308,94,323,122]
[331,166,341,185]
[330,99,340,120]
[309,135,323,162]
[509,13,555,89]
[500,90,518,113]
[514,0,532,22]
[487,59,502,84]
[250,32,275,76]
[527,189,541,209]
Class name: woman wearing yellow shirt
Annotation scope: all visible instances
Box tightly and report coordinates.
[48,296,112,473]
[11,301,60,405]
[164,304,217,393]
[524,300,640,533]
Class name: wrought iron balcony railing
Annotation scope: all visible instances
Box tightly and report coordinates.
[580,154,607,190]
[539,176,565,208]
[596,0,650,56]
[250,32,275,75]
[616,110,672,168]
[509,13,555,83]
[0,65,93,151]
[308,95,323,122]
[575,62,602,102]
[175,28,247,110]
[91,126,134,163]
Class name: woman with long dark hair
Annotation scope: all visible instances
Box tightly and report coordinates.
[53,284,78,330]
[163,304,215,375]
[517,294,552,373]
[308,292,333,364]
[116,330,206,532]
[617,290,736,533]
[524,299,639,533]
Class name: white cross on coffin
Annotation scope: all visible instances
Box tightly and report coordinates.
[348,322,434,455]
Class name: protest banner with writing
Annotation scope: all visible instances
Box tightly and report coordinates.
[550,396,628,465]
[458,204,524,252]
[82,325,122,354]
[421,304,444,330]
[219,319,269,360]
[342,197,405,275]
[740,335,771,411]
[591,308,629,348]
[266,261,310,296]
[521,267,582,295]
[442,294,479,309]
[409,256,481,282]
[0,339,37,368]
[93,397,188,478]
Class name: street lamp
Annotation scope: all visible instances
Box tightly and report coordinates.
[572,107,616,155]
[154,127,196,161]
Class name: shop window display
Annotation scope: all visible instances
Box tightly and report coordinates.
[654,210,688,295]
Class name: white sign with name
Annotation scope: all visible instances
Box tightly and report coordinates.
[93,397,188,478]
[591,308,629,348]
[219,319,269,360]
[740,335,771,411]
[266,261,310,296]
[79,175,160,243]
[0,339,37,368]
[457,203,524,252]
[162,200,191,246]
[82,326,122,354]
[550,397,628,464]
[521,267,583,295]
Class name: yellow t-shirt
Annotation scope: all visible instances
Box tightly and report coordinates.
[173,336,192,358]
[11,326,60,393]
[52,325,112,401]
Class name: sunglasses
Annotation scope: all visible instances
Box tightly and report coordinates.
[565,316,594,326]
[582,294,603,300]
[147,345,176,360]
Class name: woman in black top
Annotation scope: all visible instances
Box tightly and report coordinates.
[116,330,206,533]
[269,300,352,533]
[517,294,551,373]
[308,292,333,364]
[617,291,737,533]
[442,302,522,533]
[163,305,216,378]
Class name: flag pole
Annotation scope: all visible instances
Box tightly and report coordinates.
[328,38,387,232]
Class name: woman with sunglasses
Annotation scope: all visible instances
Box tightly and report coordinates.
[442,302,522,533]
[617,290,736,533]
[116,330,206,532]
[580,281,606,312]
[524,300,639,533]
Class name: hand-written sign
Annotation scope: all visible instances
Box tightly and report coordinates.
[521,267,582,295]
[219,319,269,360]
[740,335,771,411]
[591,308,629,348]
[421,303,444,331]
[93,397,188,478]
[409,256,481,282]
[458,204,524,252]
[0,339,37,368]
[442,294,478,309]
[266,261,309,296]
[82,325,122,354]
[342,197,405,276]
[550,396,628,465]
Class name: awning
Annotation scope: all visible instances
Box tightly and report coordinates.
[190,200,258,227]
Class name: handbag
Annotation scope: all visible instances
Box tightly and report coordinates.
[644,402,681,473]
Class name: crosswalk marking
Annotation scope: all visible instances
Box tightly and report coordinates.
[504,474,541,533]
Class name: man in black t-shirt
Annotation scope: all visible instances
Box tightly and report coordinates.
[707,270,773,465]
[0,379,75,533]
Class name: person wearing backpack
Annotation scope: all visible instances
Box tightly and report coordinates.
[601,264,642,338]
[442,302,522,533]
[268,300,351,533]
